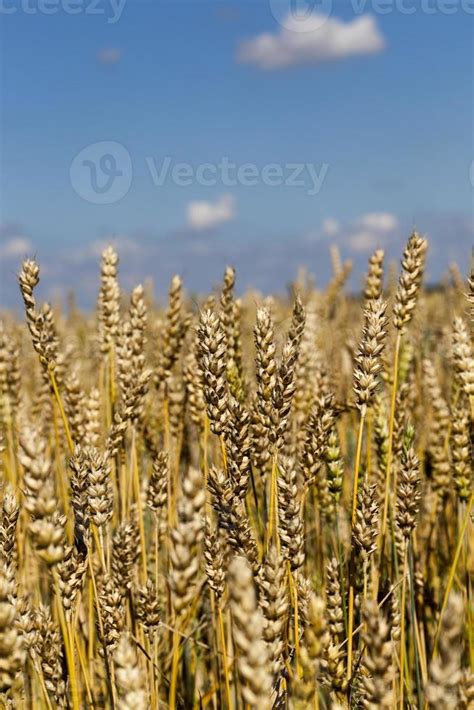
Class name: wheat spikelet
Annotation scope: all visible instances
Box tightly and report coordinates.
[220,266,244,391]
[208,466,259,571]
[0,565,25,691]
[63,370,86,444]
[14,596,36,653]
[301,394,335,485]
[257,545,288,679]
[57,544,87,615]
[0,326,11,426]
[32,604,67,706]
[459,669,474,709]
[272,295,306,446]
[85,446,113,528]
[196,310,228,436]
[422,358,451,493]
[19,428,65,566]
[183,348,206,431]
[226,397,251,500]
[389,587,401,643]
[322,558,347,695]
[468,255,474,329]
[393,231,427,332]
[169,466,204,616]
[452,316,474,400]
[129,284,147,377]
[425,592,464,709]
[296,593,328,701]
[451,395,472,501]
[325,424,344,502]
[98,574,124,652]
[155,275,188,388]
[147,451,169,513]
[352,479,379,564]
[114,633,148,709]
[353,298,388,413]
[111,521,140,598]
[18,259,45,363]
[106,369,151,455]
[116,319,135,399]
[395,430,421,539]
[135,579,160,637]
[364,249,385,301]
[68,445,90,551]
[98,246,120,353]
[228,556,272,709]
[253,306,277,472]
[0,488,19,570]
[277,458,304,571]
[83,386,101,447]
[167,374,186,442]
[360,599,394,708]
[203,517,226,602]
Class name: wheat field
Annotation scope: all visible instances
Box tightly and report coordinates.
[0,233,472,709]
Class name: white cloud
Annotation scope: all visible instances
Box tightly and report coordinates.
[319,211,399,252]
[0,236,33,259]
[358,212,398,232]
[237,14,385,70]
[321,217,340,237]
[187,194,236,231]
[348,230,382,252]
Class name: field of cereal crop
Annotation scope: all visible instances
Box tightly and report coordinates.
[0,235,472,708]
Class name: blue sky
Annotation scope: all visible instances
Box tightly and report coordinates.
[1,0,472,305]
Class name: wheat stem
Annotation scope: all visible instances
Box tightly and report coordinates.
[53,571,80,710]
[432,491,473,657]
[380,332,401,565]
[347,410,366,680]
[218,605,232,709]
[399,544,409,709]
[48,365,74,453]
[169,626,181,710]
